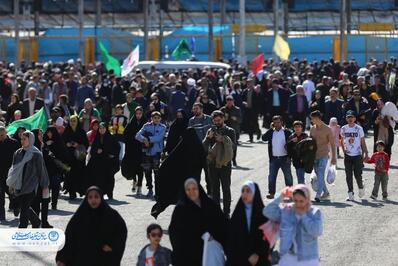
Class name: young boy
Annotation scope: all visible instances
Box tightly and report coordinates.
[110,104,128,162]
[365,140,390,200]
[287,120,308,184]
[137,224,172,266]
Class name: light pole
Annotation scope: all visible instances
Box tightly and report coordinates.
[208,0,214,61]
[78,0,84,62]
[144,0,149,60]
[239,0,246,65]
[340,0,346,62]
[14,0,20,70]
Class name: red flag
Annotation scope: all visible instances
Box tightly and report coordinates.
[251,53,265,75]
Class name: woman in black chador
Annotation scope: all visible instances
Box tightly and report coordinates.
[227,181,271,266]
[43,126,69,210]
[169,178,228,266]
[63,115,89,199]
[56,186,127,266]
[87,122,120,199]
[164,109,189,154]
[121,107,145,194]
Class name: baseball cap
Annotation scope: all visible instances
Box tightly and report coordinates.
[346,110,356,117]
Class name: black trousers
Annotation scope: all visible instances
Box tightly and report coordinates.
[18,192,40,228]
[289,112,307,128]
[0,182,6,220]
[142,154,161,191]
[344,155,364,193]
[208,164,232,215]
[245,109,260,140]
[203,159,211,195]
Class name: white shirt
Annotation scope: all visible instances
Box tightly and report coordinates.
[145,246,155,266]
[302,80,315,104]
[340,124,365,156]
[29,99,36,116]
[272,129,287,156]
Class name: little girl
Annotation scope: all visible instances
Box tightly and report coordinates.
[329,117,341,158]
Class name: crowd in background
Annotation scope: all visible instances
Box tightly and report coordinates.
[0,56,397,266]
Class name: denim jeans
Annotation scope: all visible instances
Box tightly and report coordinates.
[268,156,293,194]
[296,168,305,184]
[314,156,329,198]
[372,173,388,198]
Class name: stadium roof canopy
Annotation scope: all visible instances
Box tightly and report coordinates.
[0,0,397,32]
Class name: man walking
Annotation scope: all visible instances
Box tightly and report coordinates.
[310,110,337,202]
[220,95,242,166]
[203,111,236,216]
[288,85,308,127]
[340,110,369,201]
[262,115,293,199]
[136,111,166,198]
[188,102,213,193]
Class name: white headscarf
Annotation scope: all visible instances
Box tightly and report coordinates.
[242,180,256,231]
[243,180,256,196]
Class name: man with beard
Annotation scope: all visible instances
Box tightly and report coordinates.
[203,110,236,217]
[220,95,241,166]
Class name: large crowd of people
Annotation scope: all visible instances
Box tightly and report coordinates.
[0,56,397,265]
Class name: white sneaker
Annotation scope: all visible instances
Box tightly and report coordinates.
[358,188,365,198]
[346,192,354,201]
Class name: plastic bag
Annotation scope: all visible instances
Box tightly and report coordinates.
[259,221,280,248]
[310,170,318,191]
[202,232,225,266]
[327,164,337,184]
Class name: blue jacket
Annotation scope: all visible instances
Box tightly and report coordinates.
[263,195,323,262]
[135,122,166,156]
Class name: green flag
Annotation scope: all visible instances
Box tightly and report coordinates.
[6,107,48,135]
[172,39,192,60]
[98,42,121,76]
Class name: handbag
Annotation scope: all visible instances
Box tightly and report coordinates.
[259,221,280,248]
[202,232,225,266]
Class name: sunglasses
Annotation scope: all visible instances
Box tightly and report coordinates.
[150,233,162,238]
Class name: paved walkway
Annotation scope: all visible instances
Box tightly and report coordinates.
[1,133,398,266]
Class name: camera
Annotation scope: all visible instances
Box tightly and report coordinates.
[143,131,154,148]
[211,126,225,136]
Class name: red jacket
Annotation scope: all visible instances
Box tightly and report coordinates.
[366,151,390,174]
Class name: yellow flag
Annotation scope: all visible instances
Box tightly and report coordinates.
[273,34,290,61]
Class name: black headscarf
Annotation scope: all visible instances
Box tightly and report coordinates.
[164,109,189,153]
[43,126,66,158]
[31,128,42,151]
[56,186,127,266]
[12,126,26,147]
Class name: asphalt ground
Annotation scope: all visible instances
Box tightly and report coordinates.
[1,131,397,266]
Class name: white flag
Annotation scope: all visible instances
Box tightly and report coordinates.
[121,45,139,77]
